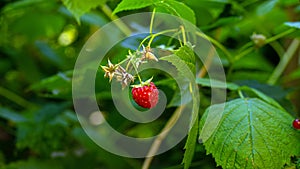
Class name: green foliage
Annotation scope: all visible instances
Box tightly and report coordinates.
[29,71,72,99]
[16,103,78,155]
[160,43,196,107]
[0,0,300,169]
[199,98,300,169]
[160,43,200,169]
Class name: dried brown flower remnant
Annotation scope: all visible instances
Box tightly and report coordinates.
[115,66,135,88]
[142,46,158,62]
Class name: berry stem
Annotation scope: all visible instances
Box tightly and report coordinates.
[131,59,143,84]
[238,89,245,99]
[138,29,178,50]
[180,25,187,45]
[149,8,156,35]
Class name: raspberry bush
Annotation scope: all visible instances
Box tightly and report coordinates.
[0,0,300,169]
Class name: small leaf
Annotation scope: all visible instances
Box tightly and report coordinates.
[199,98,300,169]
[113,0,158,14]
[256,0,279,16]
[160,43,196,80]
[285,22,300,29]
[30,71,72,99]
[196,78,239,90]
[62,0,107,23]
[157,0,196,25]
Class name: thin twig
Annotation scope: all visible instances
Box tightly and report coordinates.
[101,5,132,36]
[267,39,300,85]
[0,86,36,108]
[142,105,185,169]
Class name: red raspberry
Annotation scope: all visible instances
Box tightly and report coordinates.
[131,82,159,109]
[293,119,300,130]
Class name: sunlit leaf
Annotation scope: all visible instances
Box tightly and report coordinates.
[199,98,300,169]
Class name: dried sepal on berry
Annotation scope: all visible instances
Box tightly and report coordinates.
[101,59,118,82]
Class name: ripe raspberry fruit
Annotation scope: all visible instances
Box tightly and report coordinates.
[293,119,300,130]
[131,82,159,109]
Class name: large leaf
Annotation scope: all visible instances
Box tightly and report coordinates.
[113,0,196,25]
[62,0,107,23]
[113,0,158,14]
[199,98,300,169]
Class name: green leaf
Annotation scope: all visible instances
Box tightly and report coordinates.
[29,71,72,99]
[113,0,157,14]
[285,22,300,29]
[196,78,239,90]
[174,42,196,73]
[62,0,107,23]
[199,98,300,169]
[256,0,279,16]
[160,43,196,107]
[182,116,198,169]
[157,0,196,25]
[239,86,283,109]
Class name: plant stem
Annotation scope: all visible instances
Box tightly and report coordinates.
[265,28,296,44]
[238,89,245,99]
[198,47,215,78]
[101,5,131,36]
[267,39,300,85]
[0,86,36,108]
[140,29,177,50]
[196,31,233,64]
[142,105,185,169]
[180,25,187,45]
[149,8,156,35]
[234,29,296,62]
[131,60,143,84]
